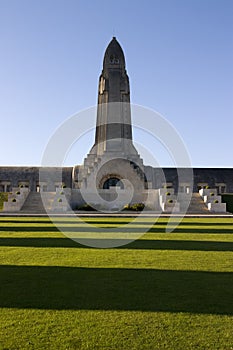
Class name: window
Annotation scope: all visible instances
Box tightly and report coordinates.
[110,55,119,64]
[215,183,226,194]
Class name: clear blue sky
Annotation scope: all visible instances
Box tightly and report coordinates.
[0,0,232,167]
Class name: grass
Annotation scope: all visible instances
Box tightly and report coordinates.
[0,217,232,349]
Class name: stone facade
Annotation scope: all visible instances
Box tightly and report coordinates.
[0,167,72,192]
[1,166,232,194]
[0,38,232,213]
[144,167,233,194]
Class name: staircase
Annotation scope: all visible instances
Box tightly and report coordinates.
[186,193,209,213]
[21,192,55,213]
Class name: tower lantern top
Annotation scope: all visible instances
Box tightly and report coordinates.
[103,37,126,71]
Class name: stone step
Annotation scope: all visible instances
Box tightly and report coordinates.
[186,193,209,213]
[21,192,55,213]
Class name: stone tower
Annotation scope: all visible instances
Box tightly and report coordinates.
[93,36,133,155]
[73,37,146,193]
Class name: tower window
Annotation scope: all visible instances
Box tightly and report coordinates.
[110,55,119,64]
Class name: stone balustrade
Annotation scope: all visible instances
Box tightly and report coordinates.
[3,188,29,212]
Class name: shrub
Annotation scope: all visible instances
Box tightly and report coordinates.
[16,191,20,195]
[62,185,67,188]
[57,198,62,203]
[210,192,214,196]
[131,203,145,211]
[214,200,219,204]
[168,199,173,204]
[222,194,233,213]
[166,192,171,196]
[77,204,97,211]
[60,191,64,195]
[0,193,8,210]
[205,185,209,189]
[12,198,16,202]
[123,203,145,211]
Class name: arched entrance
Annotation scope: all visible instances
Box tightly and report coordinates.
[102,177,124,189]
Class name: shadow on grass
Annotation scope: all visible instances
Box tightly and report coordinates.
[0,220,233,227]
[0,237,233,251]
[149,227,233,234]
[0,226,60,232]
[1,225,233,234]
[0,265,232,315]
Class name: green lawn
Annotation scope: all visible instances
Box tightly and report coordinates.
[0,217,232,350]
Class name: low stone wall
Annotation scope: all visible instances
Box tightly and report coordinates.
[71,188,159,211]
